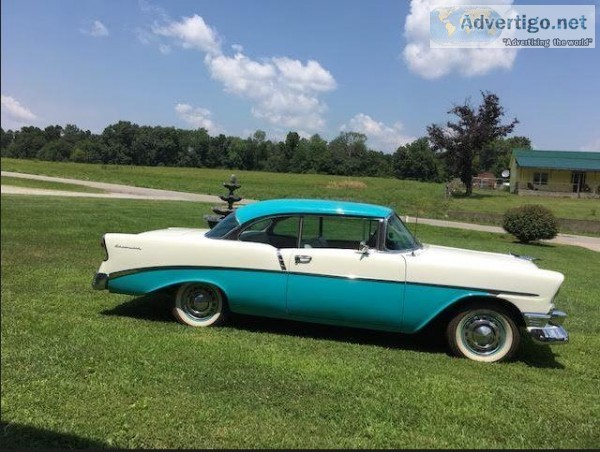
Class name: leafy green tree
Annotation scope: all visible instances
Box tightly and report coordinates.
[152,127,180,167]
[393,137,441,182]
[305,134,332,174]
[177,128,210,167]
[284,131,300,164]
[62,124,90,145]
[43,125,63,142]
[0,128,15,155]
[251,130,269,170]
[264,142,288,173]
[102,121,139,164]
[70,138,106,163]
[38,140,72,161]
[206,134,228,168]
[225,137,245,169]
[427,91,518,195]
[328,132,368,176]
[480,136,531,176]
[6,126,47,158]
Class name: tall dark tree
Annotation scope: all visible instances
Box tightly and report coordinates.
[284,131,300,162]
[427,91,518,195]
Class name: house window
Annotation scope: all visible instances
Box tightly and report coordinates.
[571,172,587,193]
[533,172,548,185]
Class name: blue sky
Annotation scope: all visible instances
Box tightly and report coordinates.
[1,0,599,153]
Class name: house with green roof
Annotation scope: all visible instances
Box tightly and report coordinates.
[509,149,600,198]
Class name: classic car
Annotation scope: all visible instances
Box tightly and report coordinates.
[92,198,568,362]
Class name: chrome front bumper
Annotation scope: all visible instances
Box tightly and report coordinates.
[92,272,108,290]
[523,310,569,345]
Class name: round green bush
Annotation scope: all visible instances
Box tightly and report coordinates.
[502,204,559,243]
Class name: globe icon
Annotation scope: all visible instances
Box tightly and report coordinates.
[430,6,505,46]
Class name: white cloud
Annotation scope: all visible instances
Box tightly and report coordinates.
[149,13,336,133]
[403,0,518,79]
[153,14,221,55]
[82,20,109,37]
[341,113,416,153]
[175,103,221,134]
[1,94,38,128]
[206,52,336,130]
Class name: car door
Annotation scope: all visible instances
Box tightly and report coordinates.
[280,215,406,330]
[229,216,300,317]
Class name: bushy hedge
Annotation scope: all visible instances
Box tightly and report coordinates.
[503,204,559,243]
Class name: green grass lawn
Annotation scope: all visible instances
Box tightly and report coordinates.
[1,176,106,193]
[1,195,598,448]
[3,158,599,230]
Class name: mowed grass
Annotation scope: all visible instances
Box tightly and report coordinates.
[1,176,106,193]
[1,195,599,449]
[3,158,599,226]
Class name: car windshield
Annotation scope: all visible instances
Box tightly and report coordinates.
[205,213,240,239]
[385,213,421,251]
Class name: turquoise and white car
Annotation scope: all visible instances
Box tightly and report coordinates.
[92,199,568,362]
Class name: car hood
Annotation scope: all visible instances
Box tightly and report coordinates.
[417,244,539,271]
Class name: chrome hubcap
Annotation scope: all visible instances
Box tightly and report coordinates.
[461,313,506,356]
[182,286,218,320]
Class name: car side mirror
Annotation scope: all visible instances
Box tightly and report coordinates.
[358,241,370,255]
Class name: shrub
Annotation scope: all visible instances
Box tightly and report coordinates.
[445,178,465,197]
[503,204,559,243]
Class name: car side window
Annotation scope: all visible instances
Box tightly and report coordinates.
[300,216,379,250]
[384,214,420,251]
[238,216,300,248]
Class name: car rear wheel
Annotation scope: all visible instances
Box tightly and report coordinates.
[446,304,520,363]
[173,283,228,327]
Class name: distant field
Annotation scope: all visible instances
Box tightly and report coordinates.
[1,194,598,448]
[2,158,599,229]
[1,176,106,193]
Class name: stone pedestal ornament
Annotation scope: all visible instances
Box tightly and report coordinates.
[204,175,242,229]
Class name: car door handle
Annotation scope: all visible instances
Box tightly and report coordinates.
[294,255,312,264]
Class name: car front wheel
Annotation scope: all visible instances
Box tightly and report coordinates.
[173,283,228,327]
[446,304,520,363]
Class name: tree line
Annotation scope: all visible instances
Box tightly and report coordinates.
[1,92,530,193]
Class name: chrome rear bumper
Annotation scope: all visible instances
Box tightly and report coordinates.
[523,310,569,345]
[92,272,108,290]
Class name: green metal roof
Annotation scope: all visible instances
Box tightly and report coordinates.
[512,149,600,171]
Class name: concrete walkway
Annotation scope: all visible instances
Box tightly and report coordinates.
[1,171,255,204]
[2,170,599,252]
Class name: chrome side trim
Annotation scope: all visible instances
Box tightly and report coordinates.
[523,310,569,345]
[276,250,287,271]
[92,273,108,290]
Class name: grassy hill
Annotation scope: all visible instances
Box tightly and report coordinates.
[2,158,599,233]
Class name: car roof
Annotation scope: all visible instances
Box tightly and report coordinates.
[235,199,393,224]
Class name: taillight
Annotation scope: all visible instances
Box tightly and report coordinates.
[101,235,108,261]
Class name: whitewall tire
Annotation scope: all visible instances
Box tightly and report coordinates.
[172,283,228,327]
[446,305,520,363]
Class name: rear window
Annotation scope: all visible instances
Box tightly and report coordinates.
[205,213,240,239]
